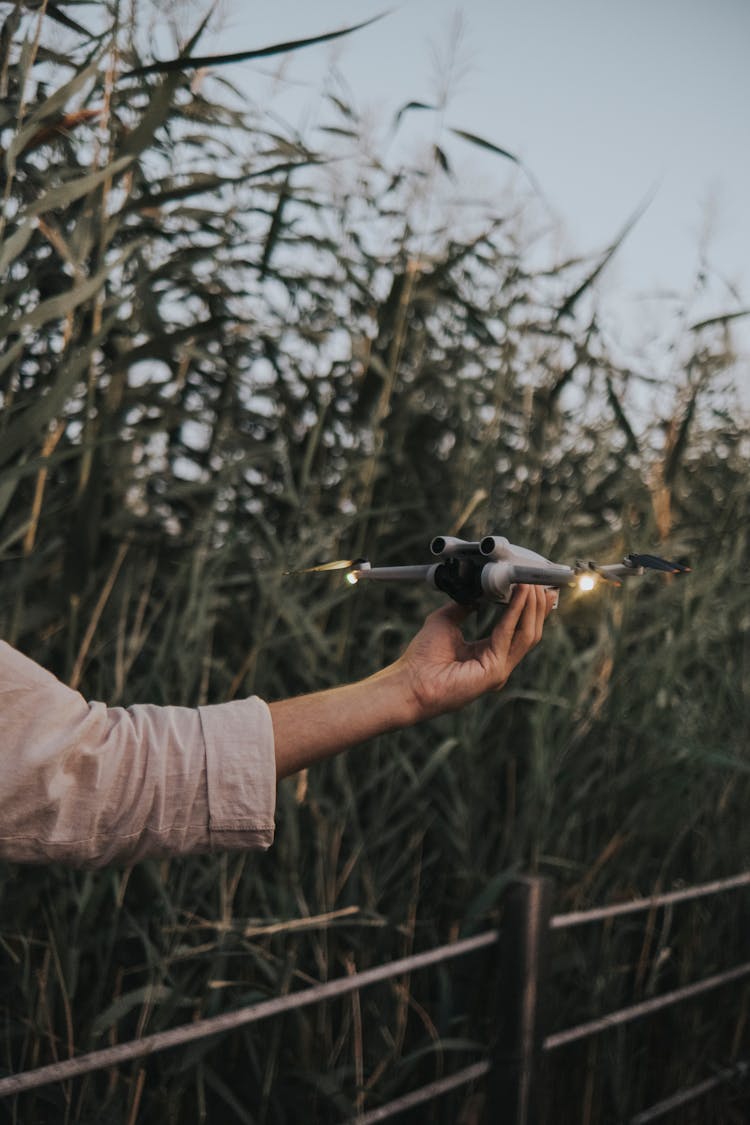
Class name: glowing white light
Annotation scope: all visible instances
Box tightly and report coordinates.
[346,572,359,586]
[578,574,596,592]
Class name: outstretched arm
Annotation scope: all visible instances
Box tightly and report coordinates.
[270,584,554,779]
[0,585,552,865]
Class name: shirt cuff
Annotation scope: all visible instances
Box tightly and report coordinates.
[199,696,276,851]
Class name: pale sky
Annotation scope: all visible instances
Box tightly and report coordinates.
[204,0,749,369]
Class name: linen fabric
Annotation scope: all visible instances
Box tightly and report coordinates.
[0,641,276,867]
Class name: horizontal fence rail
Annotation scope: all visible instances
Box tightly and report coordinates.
[0,929,497,1099]
[629,1061,749,1125]
[543,961,750,1051]
[341,1061,492,1125]
[550,870,750,930]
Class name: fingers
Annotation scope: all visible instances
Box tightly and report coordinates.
[533,585,548,642]
[494,583,531,644]
[416,584,553,673]
[511,585,541,651]
[495,585,548,671]
[536,584,551,640]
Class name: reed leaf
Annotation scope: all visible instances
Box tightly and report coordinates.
[392,100,439,130]
[555,188,656,321]
[21,153,134,218]
[122,14,387,78]
[448,126,520,165]
[4,49,102,168]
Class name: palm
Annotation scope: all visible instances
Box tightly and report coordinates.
[399,586,552,720]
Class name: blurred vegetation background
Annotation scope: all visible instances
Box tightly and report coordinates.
[0,2,748,1122]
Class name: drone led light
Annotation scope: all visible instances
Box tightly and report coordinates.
[578,574,596,592]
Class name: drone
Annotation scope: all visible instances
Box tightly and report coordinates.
[292,535,690,607]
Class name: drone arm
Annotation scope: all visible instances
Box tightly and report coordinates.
[355,561,577,604]
[594,562,644,580]
[511,564,577,586]
[352,564,437,584]
[480,562,575,605]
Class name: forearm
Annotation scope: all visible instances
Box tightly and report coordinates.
[269,663,419,779]
[269,587,553,779]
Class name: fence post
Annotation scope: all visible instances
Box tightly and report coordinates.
[486,875,554,1125]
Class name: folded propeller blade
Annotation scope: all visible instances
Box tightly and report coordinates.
[284,558,365,576]
[627,553,691,574]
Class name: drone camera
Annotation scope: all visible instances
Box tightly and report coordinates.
[430,536,482,557]
[479,535,510,558]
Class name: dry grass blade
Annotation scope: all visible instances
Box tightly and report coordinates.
[69,539,129,690]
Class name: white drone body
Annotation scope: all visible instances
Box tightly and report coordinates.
[346,535,688,606]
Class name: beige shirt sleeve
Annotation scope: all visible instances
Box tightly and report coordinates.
[0,641,276,867]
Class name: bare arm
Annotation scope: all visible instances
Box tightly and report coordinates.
[270,584,554,779]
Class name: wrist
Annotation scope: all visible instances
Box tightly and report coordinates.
[270,662,424,780]
[365,659,424,729]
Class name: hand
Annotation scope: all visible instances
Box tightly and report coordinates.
[395,584,555,722]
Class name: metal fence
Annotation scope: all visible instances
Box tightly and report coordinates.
[499,871,750,1124]
[1,871,749,1122]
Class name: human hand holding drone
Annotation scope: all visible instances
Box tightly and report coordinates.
[298,534,691,607]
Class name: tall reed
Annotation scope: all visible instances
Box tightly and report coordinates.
[0,4,748,1121]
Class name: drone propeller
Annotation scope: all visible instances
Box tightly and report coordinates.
[283,558,366,577]
[626,553,691,574]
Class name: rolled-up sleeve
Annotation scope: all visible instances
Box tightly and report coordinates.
[0,641,276,867]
